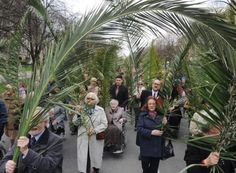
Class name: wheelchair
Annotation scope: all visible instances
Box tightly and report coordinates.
[104,123,127,154]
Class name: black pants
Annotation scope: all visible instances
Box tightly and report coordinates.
[0,124,6,141]
[141,156,160,173]
[87,146,99,173]
[133,105,140,128]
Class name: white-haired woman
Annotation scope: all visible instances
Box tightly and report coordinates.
[73,92,108,173]
[105,99,127,153]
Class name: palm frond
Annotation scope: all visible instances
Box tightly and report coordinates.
[12,0,236,166]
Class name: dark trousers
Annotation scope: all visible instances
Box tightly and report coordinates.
[141,156,160,173]
[134,106,140,128]
[0,124,6,141]
[87,146,99,173]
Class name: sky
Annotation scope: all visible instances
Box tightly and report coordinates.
[62,0,227,14]
[62,0,104,14]
[61,0,227,56]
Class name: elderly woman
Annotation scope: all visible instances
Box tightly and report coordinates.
[73,92,108,173]
[137,96,167,173]
[105,99,127,153]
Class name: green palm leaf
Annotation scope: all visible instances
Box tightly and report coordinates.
[12,0,236,168]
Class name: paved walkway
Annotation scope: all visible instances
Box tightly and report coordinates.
[62,119,189,173]
[0,118,189,173]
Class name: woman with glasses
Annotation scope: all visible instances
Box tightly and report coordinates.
[73,92,108,173]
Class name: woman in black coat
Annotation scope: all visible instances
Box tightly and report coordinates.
[137,96,167,173]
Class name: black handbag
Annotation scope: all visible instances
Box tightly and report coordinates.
[161,139,175,160]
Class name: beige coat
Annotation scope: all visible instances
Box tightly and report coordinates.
[73,105,108,172]
[105,107,127,131]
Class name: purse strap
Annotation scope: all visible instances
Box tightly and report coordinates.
[87,111,95,129]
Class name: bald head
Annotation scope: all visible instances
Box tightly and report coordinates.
[152,79,161,91]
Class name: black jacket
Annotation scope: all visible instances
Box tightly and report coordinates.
[110,85,128,107]
[184,142,235,173]
[0,128,63,173]
[140,90,152,107]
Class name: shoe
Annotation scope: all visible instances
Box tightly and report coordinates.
[112,149,123,154]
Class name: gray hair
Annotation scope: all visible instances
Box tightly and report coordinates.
[84,92,99,104]
[152,79,161,84]
[110,99,119,106]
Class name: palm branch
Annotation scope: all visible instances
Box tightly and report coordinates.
[178,49,235,172]
[142,41,163,87]
[157,40,192,132]
[90,44,119,108]
[11,0,236,167]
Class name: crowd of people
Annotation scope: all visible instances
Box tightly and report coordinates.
[0,73,235,173]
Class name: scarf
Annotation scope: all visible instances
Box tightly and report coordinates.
[148,111,157,119]
[84,105,95,116]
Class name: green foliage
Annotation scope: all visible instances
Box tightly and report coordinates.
[0,83,5,94]
[142,41,163,87]
[89,45,119,108]
[8,0,236,170]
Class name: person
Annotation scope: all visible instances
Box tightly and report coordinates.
[184,124,235,173]
[0,98,7,141]
[105,99,127,153]
[189,101,216,135]
[140,79,163,108]
[18,83,26,104]
[48,105,66,137]
[73,92,108,173]
[0,107,63,173]
[133,80,146,130]
[168,79,188,138]
[87,77,100,95]
[133,81,146,100]
[136,79,164,159]
[109,75,129,108]
[137,97,167,173]
[47,86,67,137]
[2,84,19,147]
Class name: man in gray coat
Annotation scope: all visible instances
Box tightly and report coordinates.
[0,107,63,173]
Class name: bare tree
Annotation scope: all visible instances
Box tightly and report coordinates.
[0,0,73,69]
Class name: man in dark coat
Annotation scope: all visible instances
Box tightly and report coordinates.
[0,99,7,141]
[110,75,129,108]
[140,79,163,108]
[0,107,63,173]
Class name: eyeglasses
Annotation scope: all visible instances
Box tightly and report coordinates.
[87,97,95,100]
